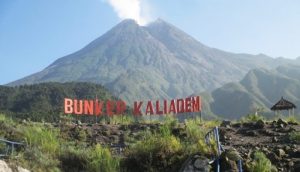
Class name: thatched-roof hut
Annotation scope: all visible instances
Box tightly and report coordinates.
[271,97,296,116]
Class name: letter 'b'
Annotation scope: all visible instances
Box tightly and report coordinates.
[64,98,73,114]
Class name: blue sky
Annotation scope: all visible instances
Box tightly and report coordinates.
[1,0,300,85]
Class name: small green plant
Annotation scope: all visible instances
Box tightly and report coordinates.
[248,151,277,172]
[0,113,14,124]
[241,114,264,123]
[285,116,299,124]
[0,114,6,122]
[202,120,221,128]
[289,131,300,143]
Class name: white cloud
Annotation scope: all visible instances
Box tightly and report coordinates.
[106,0,149,25]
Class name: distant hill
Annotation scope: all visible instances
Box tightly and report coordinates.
[0,82,115,121]
[8,19,299,103]
[203,64,300,119]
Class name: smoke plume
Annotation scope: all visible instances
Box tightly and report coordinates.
[106,0,148,25]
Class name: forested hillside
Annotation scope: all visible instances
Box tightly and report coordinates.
[0,82,115,121]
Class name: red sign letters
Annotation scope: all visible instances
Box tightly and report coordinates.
[64,96,201,116]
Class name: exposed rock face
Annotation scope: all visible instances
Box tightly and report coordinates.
[0,160,30,172]
[0,160,12,172]
[17,167,30,172]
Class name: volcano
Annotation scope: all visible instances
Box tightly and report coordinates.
[8,19,292,102]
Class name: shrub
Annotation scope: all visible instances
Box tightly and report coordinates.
[159,123,172,137]
[86,144,119,172]
[59,145,89,172]
[19,147,60,172]
[124,133,184,171]
[163,115,178,128]
[196,139,216,155]
[0,117,23,140]
[185,119,207,143]
[248,151,277,172]
[70,126,87,142]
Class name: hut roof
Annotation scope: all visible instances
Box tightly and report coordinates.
[271,97,296,111]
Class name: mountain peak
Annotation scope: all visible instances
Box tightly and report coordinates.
[152,18,167,24]
[106,19,144,36]
[119,19,139,25]
[148,18,174,28]
[114,19,140,29]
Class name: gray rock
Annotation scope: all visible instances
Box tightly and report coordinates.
[276,149,286,158]
[76,120,82,125]
[180,154,211,172]
[193,157,210,171]
[17,167,30,172]
[272,136,278,142]
[0,160,12,172]
[221,120,231,128]
[267,152,281,162]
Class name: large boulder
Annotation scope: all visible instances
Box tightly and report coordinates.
[0,160,12,172]
[0,160,30,172]
[180,154,211,172]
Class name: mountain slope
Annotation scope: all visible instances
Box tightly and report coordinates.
[204,65,300,119]
[8,19,299,103]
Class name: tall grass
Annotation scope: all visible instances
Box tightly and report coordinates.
[185,119,207,143]
[109,115,135,125]
[0,113,14,124]
[87,144,120,172]
[23,125,59,156]
[248,151,277,172]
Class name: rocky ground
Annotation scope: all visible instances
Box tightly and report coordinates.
[59,119,300,171]
[219,119,300,171]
